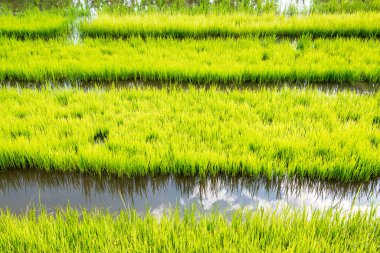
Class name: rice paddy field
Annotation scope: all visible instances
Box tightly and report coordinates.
[0,10,71,38]
[1,207,380,252]
[1,37,380,83]
[1,0,380,251]
[1,87,380,181]
[81,12,380,38]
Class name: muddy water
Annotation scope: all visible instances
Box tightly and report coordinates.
[0,170,379,215]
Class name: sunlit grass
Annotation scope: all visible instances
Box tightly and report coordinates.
[2,11,380,39]
[0,206,379,252]
[1,36,380,83]
[0,86,379,181]
[0,10,70,38]
[82,12,380,38]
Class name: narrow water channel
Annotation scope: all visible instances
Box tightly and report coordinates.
[0,170,379,216]
[2,81,379,94]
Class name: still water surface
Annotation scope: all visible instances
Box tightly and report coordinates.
[0,170,379,216]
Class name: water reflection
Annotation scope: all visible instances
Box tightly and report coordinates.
[0,169,379,215]
[1,80,379,94]
[278,0,311,14]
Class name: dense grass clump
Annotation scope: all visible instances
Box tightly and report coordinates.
[1,37,380,83]
[0,11,70,38]
[0,87,380,181]
[81,12,380,39]
[0,207,379,252]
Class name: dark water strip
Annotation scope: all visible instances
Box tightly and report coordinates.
[1,80,379,94]
[0,169,379,216]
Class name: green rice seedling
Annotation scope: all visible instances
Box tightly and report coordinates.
[0,206,379,252]
[0,10,71,39]
[1,4,380,40]
[0,87,380,181]
[81,12,380,38]
[0,36,379,83]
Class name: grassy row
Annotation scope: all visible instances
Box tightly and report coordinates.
[2,12,380,39]
[1,87,380,181]
[81,12,380,38]
[0,207,379,252]
[0,10,71,38]
[1,36,380,83]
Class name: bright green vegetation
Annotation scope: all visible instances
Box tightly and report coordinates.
[1,37,380,83]
[0,11,69,38]
[82,12,380,38]
[3,11,380,40]
[1,87,380,181]
[0,207,379,252]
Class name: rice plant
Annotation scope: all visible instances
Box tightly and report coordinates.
[0,10,70,38]
[0,86,380,181]
[3,9,380,39]
[1,36,380,83]
[81,12,380,38]
[0,206,379,252]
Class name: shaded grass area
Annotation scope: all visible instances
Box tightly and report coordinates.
[0,0,277,14]
[0,206,379,252]
[0,87,380,181]
[82,12,380,39]
[0,10,71,39]
[2,0,380,14]
[1,37,380,83]
[311,0,380,13]
[99,0,380,14]
[0,0,73,12]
